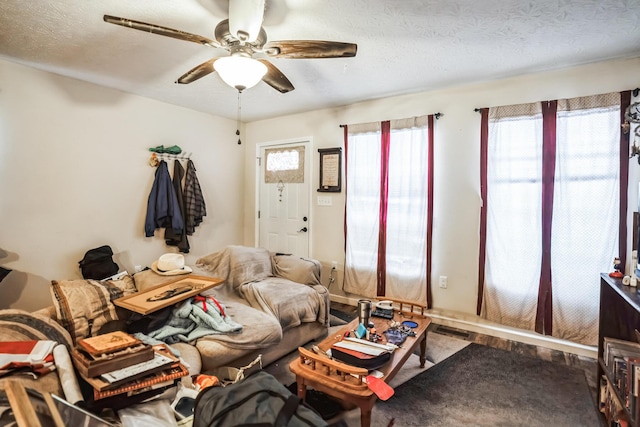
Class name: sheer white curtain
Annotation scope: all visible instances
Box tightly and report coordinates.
[483,103,543,330]
[344,118,430,303]
[345,123,381,297]
[551,94,620,344]
[482,93,623,345]
[385,119,429,303]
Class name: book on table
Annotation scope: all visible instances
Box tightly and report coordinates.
[73,333,189,403]
[77,331,142,356]
[79,344,179,392]
[91,363,189,400]
[72,343,154,378]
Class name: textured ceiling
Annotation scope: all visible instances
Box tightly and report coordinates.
[1,0,639,122]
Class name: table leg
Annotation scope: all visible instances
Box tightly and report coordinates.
[295,376,307,401]
[361,407,372,427]
[419,331,427,368]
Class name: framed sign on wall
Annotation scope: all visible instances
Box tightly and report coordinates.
[318,148,342,192]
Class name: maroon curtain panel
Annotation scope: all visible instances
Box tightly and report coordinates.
[343,125,349,255]
[377,121,391,296]
[476,108,489,315]
[619,91,632,272]
[535,100,557,335]
[426,115,435,309]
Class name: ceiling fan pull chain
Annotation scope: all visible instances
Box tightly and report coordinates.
[236,90,242,145]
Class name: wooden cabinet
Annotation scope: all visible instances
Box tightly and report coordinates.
[598,273,640,426]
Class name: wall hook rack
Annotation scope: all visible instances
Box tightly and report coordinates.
[148,152,192,167]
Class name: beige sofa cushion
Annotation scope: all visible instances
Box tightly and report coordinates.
[271,254,321,286]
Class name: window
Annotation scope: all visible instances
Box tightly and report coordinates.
[264,146,304,183]
[344,116,434,305]
[478,92,630,345]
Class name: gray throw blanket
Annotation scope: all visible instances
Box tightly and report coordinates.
[148,296,242,344]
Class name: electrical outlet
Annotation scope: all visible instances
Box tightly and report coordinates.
[439,276,448,288]
[331,261,338,270]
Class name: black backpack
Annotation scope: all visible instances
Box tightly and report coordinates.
[193,371,327,427]
[78,245,119,280]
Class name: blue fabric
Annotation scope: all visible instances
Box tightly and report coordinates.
[148,296,242,344]
[145,160,184,237]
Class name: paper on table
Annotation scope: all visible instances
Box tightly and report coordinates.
[333,337,396,357]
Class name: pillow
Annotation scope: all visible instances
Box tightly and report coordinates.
[50,275,136,344]
[272,254,321,286]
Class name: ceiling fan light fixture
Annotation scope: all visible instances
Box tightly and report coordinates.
[229,0,265,43]
[214,56,267,91]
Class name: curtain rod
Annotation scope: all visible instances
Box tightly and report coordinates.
[339,112,443,127]
[474,87,640,112]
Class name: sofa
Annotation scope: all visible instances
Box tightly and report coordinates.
[132,245,330,372]
[0,245,329,403]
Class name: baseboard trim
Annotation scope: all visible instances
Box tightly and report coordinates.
[329,294,597,359]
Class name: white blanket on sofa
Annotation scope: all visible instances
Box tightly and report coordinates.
[196,245,329,331]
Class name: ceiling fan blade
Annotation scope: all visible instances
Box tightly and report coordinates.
[258,59,294,93]
[103,15,220,48]
[264,41,357,59]
[176,58,220,84]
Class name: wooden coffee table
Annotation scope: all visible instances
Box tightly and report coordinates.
[289,304,431,427]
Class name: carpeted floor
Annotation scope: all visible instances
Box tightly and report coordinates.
[264,323,471,424]
[281,307,602,426]
[342,343,601,427]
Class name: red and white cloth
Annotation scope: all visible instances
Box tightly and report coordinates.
[0,340,57,376]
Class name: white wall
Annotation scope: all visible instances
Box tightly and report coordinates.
[3,56,638,318]
[245,56,640,317]
[0,60,245,312]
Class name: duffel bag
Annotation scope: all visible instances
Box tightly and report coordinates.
[193,370,327,427]
[78,245,119,280]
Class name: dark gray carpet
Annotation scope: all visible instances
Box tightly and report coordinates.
[373,343,601,427]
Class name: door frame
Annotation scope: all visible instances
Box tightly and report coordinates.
[254,136,314,255]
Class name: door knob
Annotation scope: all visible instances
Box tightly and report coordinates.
[298,227,308,233]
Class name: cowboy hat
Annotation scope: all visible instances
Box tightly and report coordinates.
[151,253,192,276]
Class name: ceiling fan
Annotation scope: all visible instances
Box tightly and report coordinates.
[103,0,357,93]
